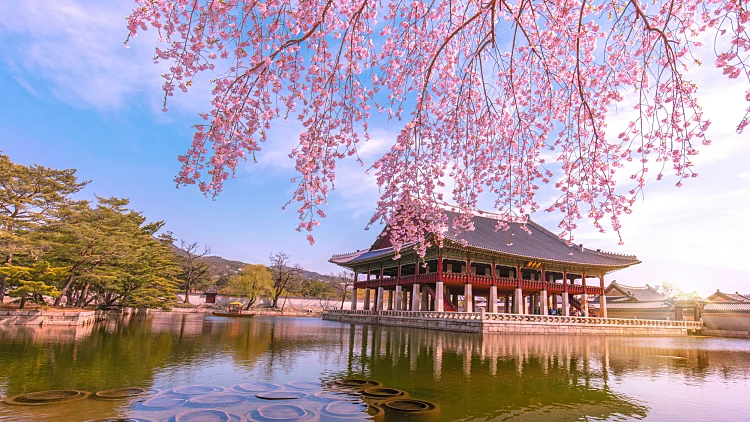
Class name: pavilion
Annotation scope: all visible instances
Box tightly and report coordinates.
[330,211,640,318]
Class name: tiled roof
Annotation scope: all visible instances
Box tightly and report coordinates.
[331,211,639,268]
[703,303,750,314]
[707,290,750,302]
[605,282,665,301]
[605,300,671,309]
[330,247,395,264]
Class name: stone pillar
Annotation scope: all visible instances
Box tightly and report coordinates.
[504,295,510,313]
[387,289,394,310]
[376,287,384,311]
[489,285,498,313]
[402,288,409,310]
[540,289,548,316]
[464,283,473,313]
[513,287,523,314]
[351,288,358,310]
[421,286,429,310]
[412,284,420,311]
[582,272,589,317]
[435,281,444,312]
[364,288,371,311]
[562,292,570,316]
[599,274,607,318]
[394,285,402,311]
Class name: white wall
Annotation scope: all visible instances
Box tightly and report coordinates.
[175,293,365,310]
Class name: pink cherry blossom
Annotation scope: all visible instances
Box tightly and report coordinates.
[127,0,749,256]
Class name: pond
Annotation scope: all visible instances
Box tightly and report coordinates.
[0,313,749,421]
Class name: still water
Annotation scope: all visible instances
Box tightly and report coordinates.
[0,313,749,421]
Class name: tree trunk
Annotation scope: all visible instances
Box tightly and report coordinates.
[55,273,76,306]
[76,283,90,308]
[280,295,288,312]
[340,290,347,309]
[0,276,6,303]
[184,284,190,303]
[19,296,26,309]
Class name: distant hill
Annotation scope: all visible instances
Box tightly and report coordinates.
[200,255,247,278]
[197,255,329,281]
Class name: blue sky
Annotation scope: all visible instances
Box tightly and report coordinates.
[1,1,749,296]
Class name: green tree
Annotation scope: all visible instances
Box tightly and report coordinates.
[41,197,180,308]
[222,264,273,310]
[0,153,87,301]
[1,261,65,308]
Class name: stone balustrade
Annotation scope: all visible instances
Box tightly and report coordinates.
[323,309,703,336]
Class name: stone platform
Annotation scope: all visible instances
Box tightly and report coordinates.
[324,310,703,336]
[0,309,107,326]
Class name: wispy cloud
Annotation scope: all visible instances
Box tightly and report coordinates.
[0,0,211,114]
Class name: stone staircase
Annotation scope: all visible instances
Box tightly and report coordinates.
[423,286,458,312]
[569,294,583,313]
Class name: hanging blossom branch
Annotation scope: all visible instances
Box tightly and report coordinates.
[127,0,750,257]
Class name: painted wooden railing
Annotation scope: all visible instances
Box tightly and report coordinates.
[354,272,602,294]
[325,309,704,328]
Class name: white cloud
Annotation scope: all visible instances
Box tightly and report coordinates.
[0,0,211,114]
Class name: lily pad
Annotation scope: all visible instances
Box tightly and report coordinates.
[361,387,408,399]
[332,379,382,389]
[174,409,243,422]
[381,398,438,413]
[285,380,323,390]
[321,400,369,418]
[187,394,247,407]
[4,390,91,405]
[253,404,313,421]
[95,388,152,400]
[139,395,186,410]
[255,391,307,400]
[170,385,224,396]
[231,382,281,393]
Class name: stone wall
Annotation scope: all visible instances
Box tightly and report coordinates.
[176,293,365,310]
[324,310,701,337]
[0,309,107,326]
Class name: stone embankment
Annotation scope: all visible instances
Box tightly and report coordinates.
[324,310,703,336]
[0,309,107,326]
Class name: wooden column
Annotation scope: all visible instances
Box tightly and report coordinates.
[582,272,589,317]
[562,271,570,316]
[600,274,608,318]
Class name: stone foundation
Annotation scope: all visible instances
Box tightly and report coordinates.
[0,309,107,326]
[324,310,702,336]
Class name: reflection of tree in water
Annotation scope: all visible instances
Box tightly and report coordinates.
[327,325,650,421]
[0,313,275,396]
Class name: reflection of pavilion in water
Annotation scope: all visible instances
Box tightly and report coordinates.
[336,324,650,420]
[334,324,750,420]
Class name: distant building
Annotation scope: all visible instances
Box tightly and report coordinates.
[703,290,750,334]
[594,282,674,320]
[706,290,750,303]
